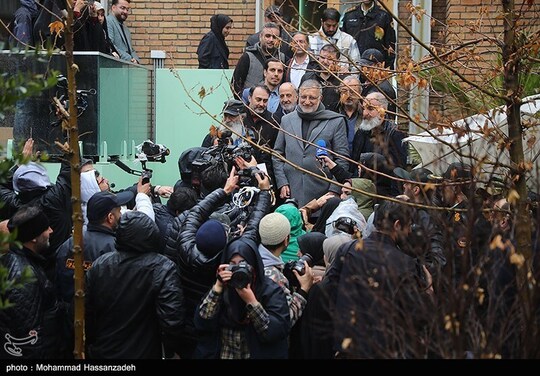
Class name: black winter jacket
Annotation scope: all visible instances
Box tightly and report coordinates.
[55,223,117,358]
[85,212,185,359]
[197,30,230,69]
[0,160,72,280]
[342,4,397,69]
[172,189,231,324]
[194,190,289,359]
[55,223,116,304]
[0,246,61,359]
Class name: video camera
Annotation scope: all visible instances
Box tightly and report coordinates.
[50,75,96,127]
[192,141,255,185]
[136,140,170,184]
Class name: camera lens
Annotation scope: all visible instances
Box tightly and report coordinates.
[227,261,253,289]
[293,254,313,275]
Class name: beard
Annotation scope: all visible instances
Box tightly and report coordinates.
[359,116,383,131]
[252,106,266,115]
[298,103,317,113]
[282,103,296,113]
[222,120,244,142]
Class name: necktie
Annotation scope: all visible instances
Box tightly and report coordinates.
[119,23,132,55]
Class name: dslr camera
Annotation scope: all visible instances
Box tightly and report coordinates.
[283,254,313,291]
[334,217,357,235]
[237,166,263,187]
[225,261,253,289]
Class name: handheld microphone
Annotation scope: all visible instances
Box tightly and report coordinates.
[315,139,328,159]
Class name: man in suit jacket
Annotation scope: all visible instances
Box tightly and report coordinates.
[106,0,139,63]
[272,79,350,208]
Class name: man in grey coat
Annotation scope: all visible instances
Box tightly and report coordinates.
[272,79,350,208]
[107,0,139,63]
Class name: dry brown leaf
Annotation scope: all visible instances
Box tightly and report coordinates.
[509,252,525,267]
[341,338,352,350]
[49,21,64,37]
[489,234,504,250]
[198,86,206,99]
[527,135,536,149]
[374,26,385,40]
[209,124,218,138]
[507,189,520,205]
[477,287,485,305]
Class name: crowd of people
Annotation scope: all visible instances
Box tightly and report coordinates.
[2,0,539,360]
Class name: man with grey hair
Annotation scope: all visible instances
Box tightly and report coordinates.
[232,22,286,97]
[350,91,407,195]
[272,79,350,208]
[272,82,298,124]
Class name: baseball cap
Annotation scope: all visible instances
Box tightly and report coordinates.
[265,5,282,18]
[87,190,134,222]
[393,167,433,184]
[94,2,104,11]
[222,99,245,116]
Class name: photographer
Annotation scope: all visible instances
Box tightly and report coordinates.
[170,168,272,358]
[258,213,314,328]
[194,213,290,359]
[164,168,238,358]
[201,99,246,148]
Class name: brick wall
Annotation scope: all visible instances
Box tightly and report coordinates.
[396,0,449,127]
[129,0,257,67]
[396,0,538,122]
[126,0,538,120]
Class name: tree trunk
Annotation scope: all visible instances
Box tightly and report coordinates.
[64,0,85,359]
[502,0,536,358]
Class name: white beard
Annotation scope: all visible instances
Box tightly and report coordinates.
[299,103,317,113]
[221,121,244,142]
[282,103,296,113]
[359,116,383,131]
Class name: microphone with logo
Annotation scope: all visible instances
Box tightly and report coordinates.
[315,139,328,167]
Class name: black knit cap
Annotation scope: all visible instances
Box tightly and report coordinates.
[8,207,50,243]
